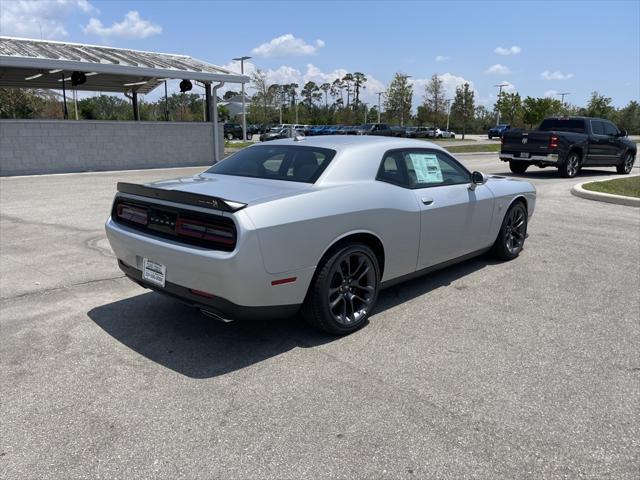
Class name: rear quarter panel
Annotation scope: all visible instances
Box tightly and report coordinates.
[244,181,421,282]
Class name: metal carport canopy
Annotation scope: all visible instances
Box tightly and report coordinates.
[0,36,249,93]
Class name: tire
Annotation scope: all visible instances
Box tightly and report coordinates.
[509,161,529,174]
[491,201,528,261]
[226,133,233,140]
[302,243,380,335]
[558,151,581,178]
[617,152,635,174]
[488,134,493,140]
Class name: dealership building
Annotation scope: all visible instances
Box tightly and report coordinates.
[0,36,249,176]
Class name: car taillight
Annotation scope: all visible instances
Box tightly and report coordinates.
[501,135,505,145]
[549,135,559,149]
[116,203,148,225]
[176,217,235,245]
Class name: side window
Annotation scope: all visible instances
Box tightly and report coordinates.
[591,120,605,135]
[377,150,470,188]
[602,122,618,136]
[403,150,470,187]
[377,152,408,186]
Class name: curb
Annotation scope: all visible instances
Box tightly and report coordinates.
[451,151,498,156]
[571,179,640,208]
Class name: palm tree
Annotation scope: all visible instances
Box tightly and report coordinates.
[332,78,344,106]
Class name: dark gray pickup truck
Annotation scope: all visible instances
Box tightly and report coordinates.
[500,117,636,178]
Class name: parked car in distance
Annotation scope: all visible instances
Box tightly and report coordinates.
[259,127,291,141]
[354,123,396,136]
[224,123,243,140]
[308,125,327,136]
[440,129,456,139]
[500,116,636,177]
[404,126,431,138]
[106,136,536,335]
[488,124,511,139]
[426,127,443,138]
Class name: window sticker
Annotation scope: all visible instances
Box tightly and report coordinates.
[408,153,443,184]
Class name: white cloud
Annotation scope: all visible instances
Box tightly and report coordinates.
[486,64,512,75]
[0,0,96,39]
[498,81,517,93]
[251,34,325,57]
[84,10,161,39]
[435,55,449,62]
[495,45,522,55]
[540,70,573,80]
[410,73,476,109]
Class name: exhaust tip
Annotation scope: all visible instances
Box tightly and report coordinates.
[200,309,234,323]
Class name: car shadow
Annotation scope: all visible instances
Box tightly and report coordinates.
[88,255,497,379]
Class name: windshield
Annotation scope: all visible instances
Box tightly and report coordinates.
[269,127,281,132]
[206,145,337,183]
[538,119,585,133]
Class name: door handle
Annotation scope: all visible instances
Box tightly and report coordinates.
[421,197,434,206]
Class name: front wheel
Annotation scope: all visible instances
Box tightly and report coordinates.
[617,152,635,174]
[303,243,380,335]
[559,151,581,178]
[491,202,528,261]
[509,161,529,174]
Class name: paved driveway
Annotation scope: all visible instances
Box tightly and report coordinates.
[1,156,638,479]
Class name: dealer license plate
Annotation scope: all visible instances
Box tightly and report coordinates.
[519,152,530,158]
[142,258,166,288]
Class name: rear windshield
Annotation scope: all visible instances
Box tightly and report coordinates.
[538,119,585,133]
[206,145,336,183]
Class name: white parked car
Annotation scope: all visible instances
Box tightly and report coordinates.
[440,129,456,139]
[106,136,536,334]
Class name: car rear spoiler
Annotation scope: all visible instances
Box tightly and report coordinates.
[116,182,247,213]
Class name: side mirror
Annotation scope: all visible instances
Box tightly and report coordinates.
[469,171,486,190]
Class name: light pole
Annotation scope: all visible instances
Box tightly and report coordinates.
[445,99,452,130]
[494,83,509,125]
[558,92,571,106]
[376,91,385,123]
[232,55,251,141]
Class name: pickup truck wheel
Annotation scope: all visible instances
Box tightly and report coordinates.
[559,151,581,178]
[488,134,493,140]
[491,201,528,261]
[303,243,380,335]
[509,161,529,174]
[226,133,233,140]
[617,152,635,174]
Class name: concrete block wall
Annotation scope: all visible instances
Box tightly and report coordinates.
[0,120,224,176]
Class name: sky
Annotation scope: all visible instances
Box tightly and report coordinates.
[1,0,639,109]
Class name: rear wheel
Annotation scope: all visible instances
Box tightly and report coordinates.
[491,201,528,261]
[617,152,635,174]
[509,161,529,174]
[226,133,233,140]
[559,151,581,178]
[303,243,380,335]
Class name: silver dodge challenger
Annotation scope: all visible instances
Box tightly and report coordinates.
[105,136,536,334]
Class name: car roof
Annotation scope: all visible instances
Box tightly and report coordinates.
[254,134,446,153]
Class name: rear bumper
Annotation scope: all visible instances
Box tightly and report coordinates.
[118,260,300,321]
[500,153,559,164]
[105,217,315,309]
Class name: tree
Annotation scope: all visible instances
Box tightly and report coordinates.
[342,73,354,108]
[450,82,474,139]
[301,81,321,108]
[385,72,413,126]
[615,100,640,135]
[250,69,272,122]
[423,74,445,127]
[319,82,331,108]
[494,91,522,126]
[522,96,563,128]
[582,91,614,119]
[331,78,344,106]
[0,88,63,119]
[352,72,367,109]
[223,90,239,100]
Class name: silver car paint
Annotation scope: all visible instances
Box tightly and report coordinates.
[105,136,536,308]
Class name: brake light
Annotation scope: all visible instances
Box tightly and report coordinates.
[116,203,148,225]
[549,135,559,149]
[176,217,235,245]
[501,135,506,145]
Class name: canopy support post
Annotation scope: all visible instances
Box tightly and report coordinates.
[210,81,225,163]
[132,91,139,121]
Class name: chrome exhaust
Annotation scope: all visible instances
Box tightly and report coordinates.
[200,309,234,323]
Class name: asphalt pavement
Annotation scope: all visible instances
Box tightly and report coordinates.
[1,155,639,479]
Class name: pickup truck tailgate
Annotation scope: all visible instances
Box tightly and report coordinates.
[502,131,552,153]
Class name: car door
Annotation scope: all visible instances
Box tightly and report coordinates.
[587,119,609,164]
[602,121,626,161]
[379,149,495,270]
